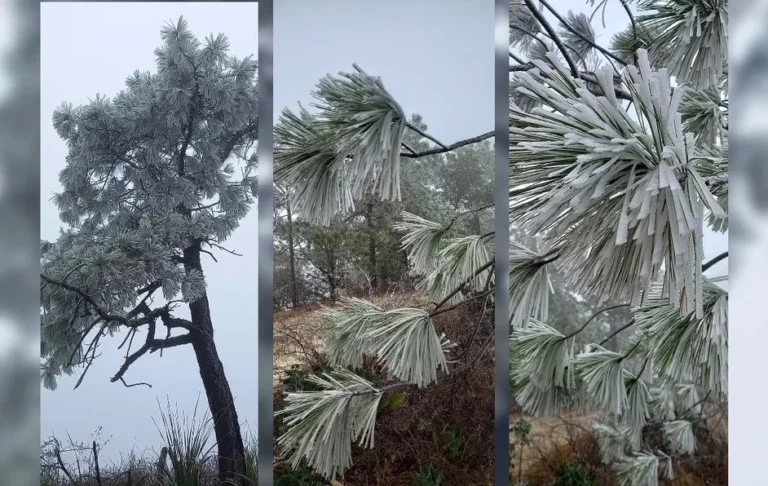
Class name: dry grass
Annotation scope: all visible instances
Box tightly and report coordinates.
[273,292,428,385]
[509,410,599,479]
[515,408,728,486]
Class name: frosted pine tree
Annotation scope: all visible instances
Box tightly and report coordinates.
[39,17,258,481]
[273,66,495,479]
[508,1,727,484]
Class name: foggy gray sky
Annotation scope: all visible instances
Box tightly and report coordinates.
[40,2,258,463]
[274,0,494,144]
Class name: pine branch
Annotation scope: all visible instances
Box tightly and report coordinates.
[702,251,728,272]
[538,0,628,67]
[620,0,640,65]
[400,130,494,158]
[110,321,192,385]
[509,25,550,53]
[405,122,449,150]
[522,0,579,77]
[41,274,127,325]
[563,303,631,340]
[509,63,633,100]
[430,259,494,314]
[599,319,636,346]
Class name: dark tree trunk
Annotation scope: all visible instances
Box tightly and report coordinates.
[366,202,377,290]
[184,243,246,481]
[285,197,299,308]
[328,246,337,301]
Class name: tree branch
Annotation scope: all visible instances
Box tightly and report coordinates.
[429,259,495,314]
[400,130,494,158]
[564,303,631,341]
[509,65,632,101]
[111,322,157,384]
[703,252,728,272]
[538,0,628,67]
[522,0,579,77]
[620,0,640,65]
[405,122,449,149]
[41,274,126,325]
[599,319,636,346]
[119,377,152,389]
[208,242,243,257]
[429,289,493,318]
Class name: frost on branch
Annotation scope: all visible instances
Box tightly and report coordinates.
[509,49,724,317]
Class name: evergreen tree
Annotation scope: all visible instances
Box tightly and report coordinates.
[508,1,727,484]
[271,112,492,309]
[39,17,258,481]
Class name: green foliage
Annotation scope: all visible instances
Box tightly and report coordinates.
[274,464,328,486]
[435,424,473,463]
[379,390,406,411]
[510,418,533,483]
[413,464,442,486]
[554,457,597,486]
[154,398,217,486]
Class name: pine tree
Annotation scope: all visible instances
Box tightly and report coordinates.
[508,1,727,484]
[272,65,495,480]
[39,17,258,481]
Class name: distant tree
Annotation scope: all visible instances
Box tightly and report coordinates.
[507,1,728,484]
[39,17,258,481]
[272,110,493,309]
[272,66,494,479]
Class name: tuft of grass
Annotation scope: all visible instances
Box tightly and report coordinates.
[153,396,217,486]
[273,463,327,485]
[554,457,597,486]
[227,429,258,486]
[412,464,442,486]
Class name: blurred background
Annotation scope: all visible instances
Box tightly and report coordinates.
[0,0,762,483]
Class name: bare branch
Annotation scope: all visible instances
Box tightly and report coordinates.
[400,130,494,158]
[599,319,636,346]
[208,242,243,257]
[563,303,631,341]
[703,252,728,272]
[201,249,219,262]
[405,122,449,150]
[119,377,152,389]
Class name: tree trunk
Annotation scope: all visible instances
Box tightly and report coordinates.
[366,202,378,290]
[285,196,299,308]
[328,246,338,301]
[184,244,246,481]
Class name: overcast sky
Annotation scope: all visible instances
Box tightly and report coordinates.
[274,0,494,144]
[40,2,258,464]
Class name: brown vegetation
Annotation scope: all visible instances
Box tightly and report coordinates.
[273,291,495,485]
[514,410,728,486]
